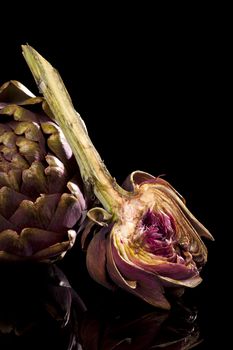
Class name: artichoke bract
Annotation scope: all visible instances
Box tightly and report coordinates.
[0,81,86,262]
[22,45,214,309]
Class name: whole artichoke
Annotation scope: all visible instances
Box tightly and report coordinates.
[0,80,86,262]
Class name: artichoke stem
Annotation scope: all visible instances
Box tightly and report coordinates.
[22,45,129,214]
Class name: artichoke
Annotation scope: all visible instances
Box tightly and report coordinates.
[0,80,86,262]
[83,171,213,309]
[22,45,213,309]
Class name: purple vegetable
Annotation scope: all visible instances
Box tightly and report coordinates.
[0,80,86,262]
[22,45,214,309]
[84,171,213,309]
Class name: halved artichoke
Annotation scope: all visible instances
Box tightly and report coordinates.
[21,45,214,309]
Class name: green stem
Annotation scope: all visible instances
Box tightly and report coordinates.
[22,45,129,214]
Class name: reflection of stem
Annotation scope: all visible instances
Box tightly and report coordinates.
[22,45,130,214]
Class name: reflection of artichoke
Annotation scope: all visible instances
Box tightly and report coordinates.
[0,264,86,350]
[78,298,201,350]
[0,81,86,262]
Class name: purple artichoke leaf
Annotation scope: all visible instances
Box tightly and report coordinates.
[122,170,185,203]
[80,219,96,249]
[87,207,113,226]
[32,230,76,262]
[81,206,113,249]
[122,170,156,192]
[86,225,115,290]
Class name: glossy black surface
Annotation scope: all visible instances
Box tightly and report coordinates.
[0,7,228,349]
[0,257,206,349]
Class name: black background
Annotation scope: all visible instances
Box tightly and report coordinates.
[0,5,229,349]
